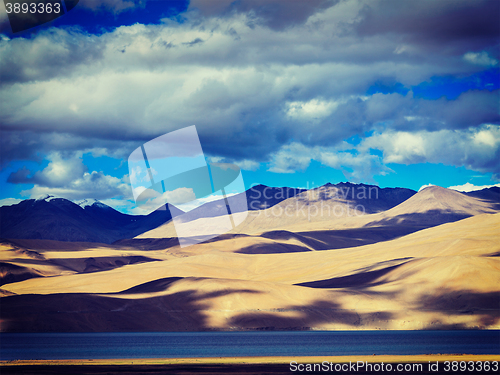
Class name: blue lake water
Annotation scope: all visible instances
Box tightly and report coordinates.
[1,331,499,360]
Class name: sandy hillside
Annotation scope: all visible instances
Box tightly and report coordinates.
[138,186,500,239]
[135,187,500,257]
[1,212,499,332]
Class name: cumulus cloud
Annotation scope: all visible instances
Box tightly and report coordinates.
[268,142,392,182]
[8,152,87,187]
[447,182,500,192]
[0,0,499,182]
[268,124,500,183]
[133,187,196,213]
[234,159,260,171]
[188,0,336,30]
[418,184,435,192]
[0,197,22,207]
[463,51,498,66]
[359,124,500,175]
[0,28,103,85]
[21,171,130,200]
[9,153,131,200]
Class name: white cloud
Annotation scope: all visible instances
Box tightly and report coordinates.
[359,125,500,173]
[268,124,500,184]
[463,51,498,67]
[234,159,260,171]
[268,142,313,173]
[175,192,237,213]
[286,99,339,120]
[0,0,498,180]
[418,183,435,192]
[11,153,132,201]
[0,198,22,207]
[21,171,130,201]
[447,182,500,192]
[268,141,392,182]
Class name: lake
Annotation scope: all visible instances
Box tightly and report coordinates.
[1,331,499,360]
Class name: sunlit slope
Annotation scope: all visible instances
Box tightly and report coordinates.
[2,213,499,331]
[137,186,500,239]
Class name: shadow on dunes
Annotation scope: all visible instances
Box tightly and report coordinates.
[0,278,263,332]
[485,251,500,257]
[260,230,327,248]
[0,262,43,286]
[1,238,95,252]
[365,210,471,228]
[229,299,393,330]
[200,233,250,243]
[254,226,429,253]
[299,227,429,249]
[236,242,312,254]
[114,277,184,294]
[295,261,412,289]
[417,289,500,328]
[112,237,179,250]
[50,255,161,274]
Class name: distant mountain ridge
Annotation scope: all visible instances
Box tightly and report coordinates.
[464,186,500,210]
[176,182,416,224]
[0,195,183,244]
[2,184,499,244]
[175,184,307,223]
[310,182,417,214]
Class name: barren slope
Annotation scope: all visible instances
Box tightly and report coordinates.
[1,213,499,331]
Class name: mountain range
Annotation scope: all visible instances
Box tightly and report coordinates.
[1,183,499,245]
[1,183,499,332]
[0,195,183,244]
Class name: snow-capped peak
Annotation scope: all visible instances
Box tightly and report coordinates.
[35,194,58,202]
[77,198,110,209]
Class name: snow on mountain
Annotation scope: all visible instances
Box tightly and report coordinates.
[76,198,111,210]
[35,194,59,202]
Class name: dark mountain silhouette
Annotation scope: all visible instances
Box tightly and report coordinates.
[0,196,183,244]
[310,182,417,214]
[464,186,500,210]
[3,184,496,244]
[179,182,416,224]
[176,184,306,222]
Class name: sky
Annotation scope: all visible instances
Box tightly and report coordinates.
[0,0,499,214]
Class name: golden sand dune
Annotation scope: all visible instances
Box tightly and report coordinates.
[138,186,500,240]
[1,213,499,331]
[0,239,173,289]
[385,185,498,216]
[261,185,499,234]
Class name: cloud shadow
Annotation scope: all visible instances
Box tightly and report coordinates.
[417,288,500,328]
[294,260,412,289]
[228,299,393,330]
[0,277,262,332]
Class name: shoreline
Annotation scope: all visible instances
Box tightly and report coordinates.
[2,355,499,375]
[2,354,499,365]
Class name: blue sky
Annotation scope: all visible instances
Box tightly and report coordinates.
[0,0,499,214]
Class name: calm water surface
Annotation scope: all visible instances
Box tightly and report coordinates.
[1,331,499,360]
